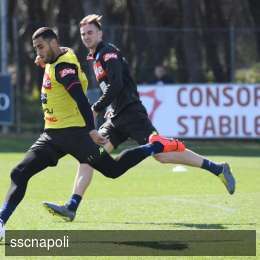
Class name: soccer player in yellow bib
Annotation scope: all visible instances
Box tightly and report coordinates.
[0,27,185,235]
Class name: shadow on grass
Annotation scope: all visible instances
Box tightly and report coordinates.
[69,240,187,251]
[107,222,226,229]
[69,221,256,230]
[90,222,226,229]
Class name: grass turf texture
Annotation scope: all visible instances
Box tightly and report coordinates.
[0,136,259,259]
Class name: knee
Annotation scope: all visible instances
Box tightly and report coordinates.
[109,175,119,179]
[102,170,120,179]
[96,164,121,179]
[78,163,93,175]
[153,154,169,164]
[10,166,28,186]
[90,151,124,179]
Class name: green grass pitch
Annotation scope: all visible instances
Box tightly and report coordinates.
[0,140,259,259]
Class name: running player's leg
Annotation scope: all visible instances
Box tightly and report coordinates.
[59,120,124,214]
[72,123,117,198]
[61,127,176,179]
[153,149,203,166]
[153,150,235,194]
[89,138,174,179]
[43,119,132,220]
[61,141,114,215]
[126,116,212,169]
[124,115,235,194]
[0,132,64,224]
[42,137,169,220]
[74,141,114,196]
[121,115,203,167]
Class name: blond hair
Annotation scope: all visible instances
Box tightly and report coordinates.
[80,14,102,30]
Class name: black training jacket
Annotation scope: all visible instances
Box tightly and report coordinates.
[87,41,146,117]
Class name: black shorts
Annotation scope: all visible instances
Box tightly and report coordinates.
[98,105,157,148]
[29,127,101,166]
[11,126,150,183]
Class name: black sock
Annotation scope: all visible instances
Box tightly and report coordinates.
[67,194,82,212]
[201,159,223,176]
[139,142,164,156]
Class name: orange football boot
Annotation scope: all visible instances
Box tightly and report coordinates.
[149,134,185,152]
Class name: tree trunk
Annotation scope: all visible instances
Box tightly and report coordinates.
[201,0,226,82]
[248,0,260,61]
[179,0,205,82]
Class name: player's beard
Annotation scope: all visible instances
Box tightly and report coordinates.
[44,45,56,64]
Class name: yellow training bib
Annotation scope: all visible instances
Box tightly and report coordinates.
[41,48,88,129]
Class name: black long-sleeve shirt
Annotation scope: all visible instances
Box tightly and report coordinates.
[87,41,146,117]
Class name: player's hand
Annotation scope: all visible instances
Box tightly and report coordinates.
[34,55,46,68]
[89,130,107,145]
[104,109,113,119]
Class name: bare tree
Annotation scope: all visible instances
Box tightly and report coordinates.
[178,0,205,82]
[248,0,260,61]
[200,0,227,82]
